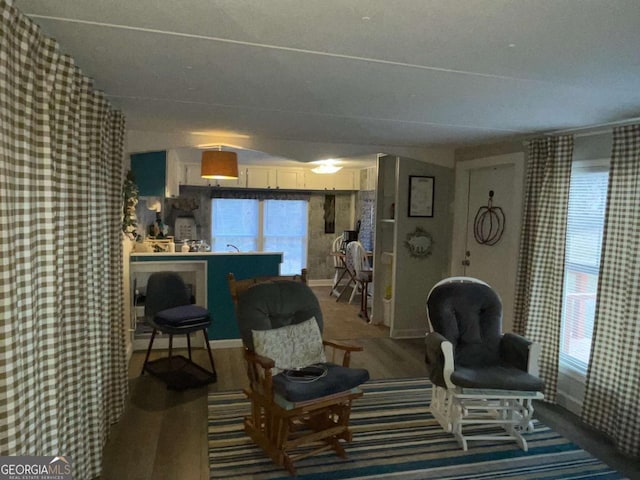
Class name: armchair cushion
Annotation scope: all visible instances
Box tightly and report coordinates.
[427,281,503,367]
[451,365,544,391]
[252,317,326,374]
[273,362,370,403]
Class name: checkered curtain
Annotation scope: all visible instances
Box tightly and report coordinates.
[513,136,573,402]
[0,2,128,478]
[582,125,640,457]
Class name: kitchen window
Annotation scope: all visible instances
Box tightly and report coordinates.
[559,161,609,376]
[211,198,308,275]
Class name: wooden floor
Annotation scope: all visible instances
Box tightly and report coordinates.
[99,286,640,480]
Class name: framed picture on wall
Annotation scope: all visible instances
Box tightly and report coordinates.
[408,175,434,217]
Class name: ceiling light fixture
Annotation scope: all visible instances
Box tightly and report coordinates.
[201,147,239,179]
[311,159,342,174]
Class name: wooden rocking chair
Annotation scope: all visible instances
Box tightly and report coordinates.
[228,269,369,475]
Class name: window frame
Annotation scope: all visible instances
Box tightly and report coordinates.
[558,158,609,379]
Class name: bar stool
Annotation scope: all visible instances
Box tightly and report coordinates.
[141,271,217,390]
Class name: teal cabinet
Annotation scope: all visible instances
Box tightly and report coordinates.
[130,151,166,197]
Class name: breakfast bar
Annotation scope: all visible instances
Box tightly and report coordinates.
[130,251,282,347]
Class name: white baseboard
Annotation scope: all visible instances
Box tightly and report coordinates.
[556,390,583,416]
[210,338,243,349]
[308,278,333,287]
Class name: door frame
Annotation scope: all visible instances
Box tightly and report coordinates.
[450,152,525,276]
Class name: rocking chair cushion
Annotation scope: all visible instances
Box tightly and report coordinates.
[451,365,544,391]
[273,362,370,403]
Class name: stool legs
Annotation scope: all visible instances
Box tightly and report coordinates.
[203,329,217,379]
[141,329,157,375]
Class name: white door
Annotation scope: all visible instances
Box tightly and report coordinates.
[452,155,524,333]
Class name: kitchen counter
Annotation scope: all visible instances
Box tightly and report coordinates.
[131,251,281,256]
[130,251,283,344]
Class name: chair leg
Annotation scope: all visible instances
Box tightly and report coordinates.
[187,333,192,361]
[359,281,370,323]
[168,334,173,368]
[348,280,359,304]
[141,329,157,375]
[202,329,217,378]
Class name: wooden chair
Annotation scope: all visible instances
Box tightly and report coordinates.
[345,241,373,321]
[330,236,349,297]
[227,269,369,475]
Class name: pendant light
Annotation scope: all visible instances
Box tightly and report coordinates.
[201,147,239,179]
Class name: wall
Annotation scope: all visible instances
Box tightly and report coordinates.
[391,156,455,337]
[306,192,354,280]
[455,140,525,163]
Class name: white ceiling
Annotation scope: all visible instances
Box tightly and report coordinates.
[15,0,640,163]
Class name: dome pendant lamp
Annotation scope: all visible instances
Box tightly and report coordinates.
[201,148,239,179]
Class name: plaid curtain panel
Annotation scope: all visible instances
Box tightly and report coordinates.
[582,124,640,457]
[0,2,128,478]
[512,136,573,402]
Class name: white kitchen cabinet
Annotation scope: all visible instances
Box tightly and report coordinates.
[246,166,275,188]
[360,166,377,191]
[184,162,209,186]
[333,170,357,190]
[303,171,330,190]
[276,168,305,189]
[303,169,358,190]
[165,150,181,197]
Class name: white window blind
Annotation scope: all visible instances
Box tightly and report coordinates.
[559,164,608,375]
[211,198,308,275]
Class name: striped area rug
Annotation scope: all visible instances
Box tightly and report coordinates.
[208,377,624,479]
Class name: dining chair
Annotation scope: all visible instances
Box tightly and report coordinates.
[345,241,373,321]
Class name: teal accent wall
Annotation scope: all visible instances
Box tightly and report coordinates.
[131,150,166,197]
[133,253,282,340]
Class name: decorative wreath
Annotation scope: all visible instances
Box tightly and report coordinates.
[404,227,434,258]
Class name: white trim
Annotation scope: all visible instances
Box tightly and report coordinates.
[558,357,587,382]
[573,158,610,169]
[210,338,243,349]
[556,390,583,416]
[308,278,333,287]
[441,341,455,389]
[527,342,541,377]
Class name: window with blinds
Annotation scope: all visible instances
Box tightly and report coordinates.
[211,198,308,275]
[559,163,609,375]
